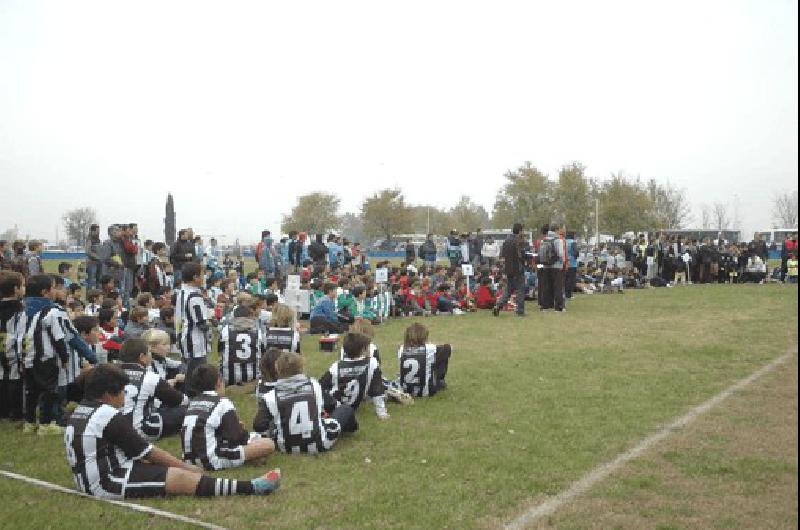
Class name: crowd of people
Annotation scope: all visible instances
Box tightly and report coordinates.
[0,221,796,503]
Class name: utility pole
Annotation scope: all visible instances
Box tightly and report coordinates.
[427,206,430,235]
[595,198,600,249]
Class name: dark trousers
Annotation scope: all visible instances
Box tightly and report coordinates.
[433,346,451,383]
[552,268,565,311]
[496,272,526,315]
[183,357,207,398]
[330,404,358,433]
[538,268,554,309]
[565,268,577,299]
[0,379,23,420]
[309,317,348,335]
[156,406,187,438]
[24,366,59,424]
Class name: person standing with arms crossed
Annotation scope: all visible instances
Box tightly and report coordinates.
[493,223,527,317]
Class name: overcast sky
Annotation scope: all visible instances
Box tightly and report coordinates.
[0,0,797,245]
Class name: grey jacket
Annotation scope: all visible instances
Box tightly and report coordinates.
[544,231,566,269]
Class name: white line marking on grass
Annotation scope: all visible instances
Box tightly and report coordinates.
[0,470,227,530]
[505,349,796,529]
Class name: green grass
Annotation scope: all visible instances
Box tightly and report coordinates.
[0,283,797,529]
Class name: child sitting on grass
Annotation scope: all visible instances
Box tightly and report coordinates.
[397,322,452,397]
[320,332,389,420]
[253,351,357,454]
[181,364,275,470]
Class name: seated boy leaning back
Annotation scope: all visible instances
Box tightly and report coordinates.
[65,364,280,500]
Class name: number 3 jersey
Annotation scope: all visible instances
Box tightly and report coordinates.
[218,318,266,386]
[319,356,385,411]
[254,374,340,454]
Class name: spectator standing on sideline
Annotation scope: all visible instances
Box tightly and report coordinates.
[85,224,102,290]
[471,228,484,268]
[493,222,527,317]
[482,236,499,268]
[420,234,438,269]
[447,230,461,268]
[170,229,195,284]
[565,231,578,299]
[404,239,416,267]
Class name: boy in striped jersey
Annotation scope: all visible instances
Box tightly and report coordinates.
[65,364,280,500]
[176,263,210,396]
[119,338,188,440]
[22,274,68,434]
[397,323,452,398]
[0,271,26,421]
[181,364,275,470]
[320,332,389,419]
[218,305,265,386]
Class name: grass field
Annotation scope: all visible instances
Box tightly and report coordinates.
[1,277,797,528]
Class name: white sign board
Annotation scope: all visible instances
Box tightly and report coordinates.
[375,267,389,284]
[286,275,301,291]
[283,289,310,314]
[461,263,474,277]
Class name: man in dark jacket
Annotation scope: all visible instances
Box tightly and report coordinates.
[170,229,195,283]
[493,223,527,317]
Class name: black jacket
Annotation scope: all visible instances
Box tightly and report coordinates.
[501,236,525,277]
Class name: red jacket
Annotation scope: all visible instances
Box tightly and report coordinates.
[476,285,496,309]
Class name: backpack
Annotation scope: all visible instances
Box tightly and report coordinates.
[538,239,557,267]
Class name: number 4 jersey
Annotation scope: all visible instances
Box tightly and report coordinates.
[255,374,340,454]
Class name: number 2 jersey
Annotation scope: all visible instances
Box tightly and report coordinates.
[397,343,451,397]
[217,318,265,386]
[319,356,385,412]
[253,374,340,454]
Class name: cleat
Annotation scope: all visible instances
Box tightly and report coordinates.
[386,386,414,405]
[252,469,281,495]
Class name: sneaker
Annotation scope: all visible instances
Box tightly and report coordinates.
[492,306,500,317]
[37,422,64,436]
[252,469,281,495]
[22,422,37,434]
[452,308,464,315]
[386,386,414,405]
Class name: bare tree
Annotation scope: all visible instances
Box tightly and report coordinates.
[772,190,798,228]
[712,202,730,231]
[62,207,98,247]
[700,205,711,229]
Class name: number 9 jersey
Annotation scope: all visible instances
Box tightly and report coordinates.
[319,356,385,410]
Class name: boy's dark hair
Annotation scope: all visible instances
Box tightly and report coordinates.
[100,275,113,286]
[101,298,117,310]
[58,262,72,274]
[98,307,116,326]
[437,283,451,292]
[50,274,65,287]
[160,306,174,320]
[540,224,550,235]
[342,332,371,359]
[191,364,221,392]
[351,285,365,298]
[106,290,121,301]
[119,338,149,363]
[26,274,53,297]
[246,272,258,281]
[144,239,153,247]
[68,300,84,312]
[129,307,149,322]
[84,364,129,400]
[265,293,279,306]
[182,262,202,282]
[152,242,166,253]
[73,315,99,335]
[136,293,153,307]
[234,305,253,318]
[68,284,81,295]
[322,282,336,295]
[0,271,24,297]
[264,276,276,287]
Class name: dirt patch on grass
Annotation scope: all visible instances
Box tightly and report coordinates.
[528,352,798,530]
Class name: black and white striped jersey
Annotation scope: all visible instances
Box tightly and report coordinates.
[64,400,153,499]
[256,375,338,454]
[218,324,264,386]
[319,356,384,410]
[84,303,100,317]
[150,355,182,381]
[177,285,209,359]
[264,327,300,352]
[397,344,437,397]
[24,305,68,369]
[0,301,26,380]
[181,391,250,469]
[55,306,82,387]
[121,363,187,440]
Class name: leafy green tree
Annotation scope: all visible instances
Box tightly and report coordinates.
[492,161,555,231]
[449,195,490,233]
[647,179,692,229]
[281,192,342,235]
[596,173,655,237]
[360,188,413,242]
[62,207,98,247]
[410,205,452,235]
[554,162,594,235]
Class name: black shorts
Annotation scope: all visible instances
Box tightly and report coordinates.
[123,462,168,499]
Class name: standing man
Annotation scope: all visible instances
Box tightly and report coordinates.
[565,231,578,300]
[420,234,438,270]
[447,230,461,268]
[493,223,527,317]
[471,228,484,269]
[85,224,102,290]
[404,239,416,268]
